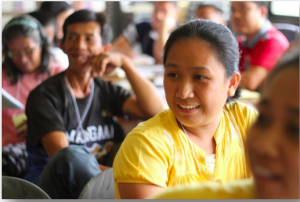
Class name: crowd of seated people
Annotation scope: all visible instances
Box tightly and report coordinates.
[1,1,298,199]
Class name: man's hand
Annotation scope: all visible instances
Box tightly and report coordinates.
[84,53,127,78]
[159,16,177,35]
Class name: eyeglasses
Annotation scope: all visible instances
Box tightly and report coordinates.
[8,45,40,59]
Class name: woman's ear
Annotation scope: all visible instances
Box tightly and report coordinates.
[228,72,241,97]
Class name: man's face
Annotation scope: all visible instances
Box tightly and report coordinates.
[61,21,104,74]
[151,2,178,31]
[196,6,226,25]
[230,2,266,37]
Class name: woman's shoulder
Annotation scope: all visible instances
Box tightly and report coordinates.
[126,109,176,140]
[225,101,258,117]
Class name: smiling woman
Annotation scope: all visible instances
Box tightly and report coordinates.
[151,39,300,200]
[113,19,258,199]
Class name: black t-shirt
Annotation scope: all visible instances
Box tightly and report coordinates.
[136,22,154,57]
[24,71,132,183]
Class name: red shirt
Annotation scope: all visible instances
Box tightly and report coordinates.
[2,62,65,147]
[238,22,289,72]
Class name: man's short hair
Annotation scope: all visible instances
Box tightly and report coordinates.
[62,9,112,44]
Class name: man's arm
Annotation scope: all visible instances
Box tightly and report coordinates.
[153,18,177,64]
[241,66,268,91]
[118,183,165,199]
[41,131,111,171]
[121,56,165,119]
[41,131,69,158]
[88,53,165,120]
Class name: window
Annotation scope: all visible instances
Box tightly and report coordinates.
[270,1,299,17]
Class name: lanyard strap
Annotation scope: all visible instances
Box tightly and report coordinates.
[64,76,95,136]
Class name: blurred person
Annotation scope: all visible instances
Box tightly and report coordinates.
[152,42,299,200]
[39,1,74,46]
[24,9,165,199]
[2,15,65,178]
[112,1,179,64]
[113,19,258,199]
[29,10,69,68]
[230,1,289,91]
[195,2,227,25]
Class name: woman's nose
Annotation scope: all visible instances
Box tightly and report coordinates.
[176,81,195,99]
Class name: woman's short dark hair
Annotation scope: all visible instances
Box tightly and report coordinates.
[2,15,51,85]
[163,19,241,103]
[62,9,112,45]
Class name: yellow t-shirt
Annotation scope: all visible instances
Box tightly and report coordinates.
[151,179,255,199]
[113,101,258,199]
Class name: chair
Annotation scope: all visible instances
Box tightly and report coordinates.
[2,176,51,199]
[78,168,115,199]
[273,23,300,43]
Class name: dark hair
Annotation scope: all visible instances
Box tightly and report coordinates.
[62,9,112,45]
[163,19,241,103]
[39,1,73,17]
[2,15,51,85]
[28,10,57,45]
[28,10,56,28]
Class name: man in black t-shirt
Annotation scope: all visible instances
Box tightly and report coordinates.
[24,9,165,199]
[112,1,179,64]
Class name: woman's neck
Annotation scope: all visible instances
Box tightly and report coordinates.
[65,69,92,98]
[179,113,222,155]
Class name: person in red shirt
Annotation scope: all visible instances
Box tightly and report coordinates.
[230,1,289,91]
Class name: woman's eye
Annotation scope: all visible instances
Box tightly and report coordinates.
[256,114,270,127]
[86,37,94,42]
[194,75,206,80]
[68,35,76,40]
[167,73,179,78]
[287,124,299,137]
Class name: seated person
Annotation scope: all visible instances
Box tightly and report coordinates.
[24,9,165,199]
[2,15,65,178]
[113,19,258,199]
[195,2,227,25]
[152,44,299,199]
[28,10,69,68]
[230,1,289,91]
[112,1,179,64]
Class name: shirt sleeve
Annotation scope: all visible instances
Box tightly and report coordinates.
[250,39,287,71]
[122,23,139,45]
[113,127,171,188]
[230,102,258,141]
[26,88,66,146]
